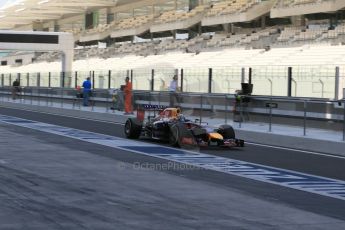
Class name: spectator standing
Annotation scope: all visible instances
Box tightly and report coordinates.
[169,74,179,107]
[124,77,133,115]
[12,79,20,100]
[82,77,92,106]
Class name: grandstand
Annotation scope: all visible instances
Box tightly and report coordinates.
[0,0,344,98]
[271,0,345,17]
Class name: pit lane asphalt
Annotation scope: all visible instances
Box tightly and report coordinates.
[1,106,344,181]
[1,106,345,226]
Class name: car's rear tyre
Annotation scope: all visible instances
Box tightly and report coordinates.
[124,118,142,139]
[170,124,197,149]
[217,125,235,139]
[169,126,180,147]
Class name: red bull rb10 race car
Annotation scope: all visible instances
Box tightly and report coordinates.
[124,107,244,149]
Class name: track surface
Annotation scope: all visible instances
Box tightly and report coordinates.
[0,106,345,229]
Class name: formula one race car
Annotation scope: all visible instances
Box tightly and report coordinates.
[124,107,244,148]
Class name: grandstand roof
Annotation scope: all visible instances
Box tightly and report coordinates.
[0,0,182,30]
[0,0,118,29]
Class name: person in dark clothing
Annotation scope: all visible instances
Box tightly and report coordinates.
[82,77,92,106]
[12,79,20,100]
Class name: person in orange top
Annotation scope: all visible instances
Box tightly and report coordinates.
[124,76,133,115]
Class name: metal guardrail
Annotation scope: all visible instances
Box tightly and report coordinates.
[0,86,344,141]
[1,66,343,99]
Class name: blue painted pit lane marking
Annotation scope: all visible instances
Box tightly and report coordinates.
[122,146,188,155]
[1,114,345,201]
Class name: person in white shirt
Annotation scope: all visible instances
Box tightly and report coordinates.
[169,74,179,107]
[169,75,178,92]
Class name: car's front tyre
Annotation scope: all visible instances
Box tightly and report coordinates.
[217,124,235,139]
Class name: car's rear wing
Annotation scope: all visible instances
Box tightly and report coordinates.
[136,104,167,122]
[143,104,167,110]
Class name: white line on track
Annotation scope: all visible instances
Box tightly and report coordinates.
[246,142,345,160]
